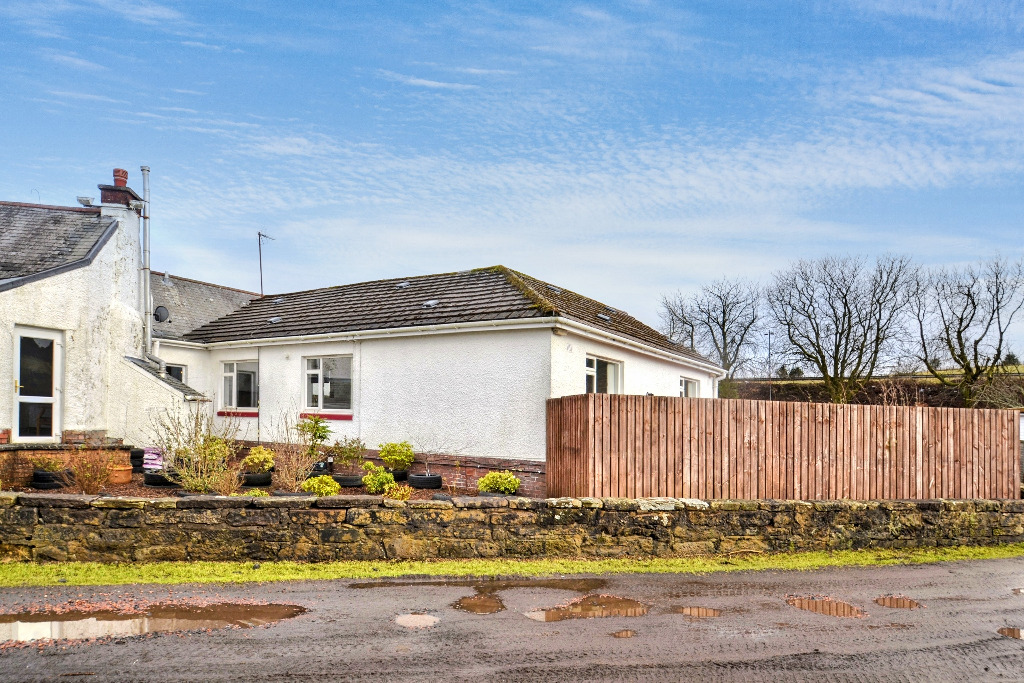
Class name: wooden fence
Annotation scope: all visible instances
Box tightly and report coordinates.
[546,395,1021,500]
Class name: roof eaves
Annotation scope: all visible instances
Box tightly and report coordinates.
[0,216,119,294]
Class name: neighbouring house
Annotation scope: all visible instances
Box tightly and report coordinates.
[1,169,725,492]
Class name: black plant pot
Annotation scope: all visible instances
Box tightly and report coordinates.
[243,472,272,487]
[32,470,66,485]
[391,469,409,482]
[142,471,179,488]
[408,473,443,489]
[332,474,364,488]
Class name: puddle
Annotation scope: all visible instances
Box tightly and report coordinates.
[395,613,439,629]
[998,627,1022,639]
[611,629,636,638]
[785,597,866,618]
[0,604,304,643]
[352,578,608,616]
[669,606,722,618]
[453,593,506,615]
[524,595,649,622]
[874,596,923,609]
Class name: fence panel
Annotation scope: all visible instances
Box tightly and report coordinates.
[546,395,1020,500]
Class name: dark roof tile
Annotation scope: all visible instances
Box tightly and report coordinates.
[150,272,258,341]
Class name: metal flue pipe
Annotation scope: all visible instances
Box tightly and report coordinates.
[141,165,152,355]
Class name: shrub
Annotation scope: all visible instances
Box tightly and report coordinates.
[30,453,66,472]
[241,446,275,473]
[377,441,415,471]
[326,437,366,471]
[477,470,521,495]
[296,415,331,458]
[362,462,395,494]
[301,474,341,497]
[63,449,117,495]
[152,407,242,493]
[383,482,413,501]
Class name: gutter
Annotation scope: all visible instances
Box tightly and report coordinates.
[163,316,727,375]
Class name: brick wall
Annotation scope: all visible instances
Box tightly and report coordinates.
[0,446,131,487]
[2,493,1022,563]
[0,430,10,445]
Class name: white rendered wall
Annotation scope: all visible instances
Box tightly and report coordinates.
[550,329,720,399]
[162,327,554,461]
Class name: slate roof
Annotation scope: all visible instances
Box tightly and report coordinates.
[0,202,118,292]
[150,271,259,341]
[125,357,206,400]
[183,265,712,364]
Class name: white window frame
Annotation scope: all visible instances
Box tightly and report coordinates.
[222,361,259,409]
[585,355,622,394]
[304,355,354,413]
[680,377,700,398]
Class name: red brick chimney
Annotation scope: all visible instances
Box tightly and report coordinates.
[99,168,141,207]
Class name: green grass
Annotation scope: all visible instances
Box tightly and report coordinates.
[2,544,1023,587]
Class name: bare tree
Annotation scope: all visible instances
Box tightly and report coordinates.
[659,278,761,377]
[766,254,914,403]
[911,257,1024,405]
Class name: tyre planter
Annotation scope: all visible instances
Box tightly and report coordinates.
[142,471,178,488]
[408,473,443,489]
[391,469,409,482]
[129,448,145,466]
[108,465,133,485]
[242,472,272,487]
[31,470,65,485]
[332,474,364,488]
[30,480,65,490]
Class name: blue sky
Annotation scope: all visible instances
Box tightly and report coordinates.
[2,1,1023,331]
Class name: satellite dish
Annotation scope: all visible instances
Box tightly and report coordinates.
[153,306,170,322]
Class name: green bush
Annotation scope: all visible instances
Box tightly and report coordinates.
[477,470,521,495]
[30,454,65,472]
[301,475,341,497]
[230,488,269,497]
[362,462,395,494]
[383,482,413,501]
[241,446,275,473]
[377,441,415,471]
[326,437,366,470]
[296,415,331,458]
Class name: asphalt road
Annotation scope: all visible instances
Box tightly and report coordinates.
[1,557,1024,682]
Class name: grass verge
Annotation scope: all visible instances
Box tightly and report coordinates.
[1,544,1023,588]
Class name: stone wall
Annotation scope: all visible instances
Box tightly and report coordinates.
[1,492,1022,563]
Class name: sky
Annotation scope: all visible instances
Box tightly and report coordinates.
[2,0,1023,334]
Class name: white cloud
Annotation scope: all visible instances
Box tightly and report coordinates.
[43,50,107,71]
[377,70,479,90]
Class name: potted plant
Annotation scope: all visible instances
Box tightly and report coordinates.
[297,415,331,477]
[64,448,118,494]
[328,437,366,487]
[377,441,414,481]
[408,452,442,490]
[361,462,395,494]
[240,446,275,487]
[272,416,329,495]
[477,470,521,497]
[29,453,67,490]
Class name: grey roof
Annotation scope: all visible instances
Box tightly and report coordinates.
[125,357,206,400]
[150,272,259,341]
[183,265,713,364]
[0,202,118,292]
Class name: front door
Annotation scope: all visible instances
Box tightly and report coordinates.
[13,328,63,443]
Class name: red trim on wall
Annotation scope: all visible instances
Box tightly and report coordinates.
[299,412,353,421]
[217,410,259,418]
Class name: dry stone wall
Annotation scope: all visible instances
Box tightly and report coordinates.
[1,492,1022,563]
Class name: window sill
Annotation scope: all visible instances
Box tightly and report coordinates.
[217,410,259,418]
[299,412,353,421]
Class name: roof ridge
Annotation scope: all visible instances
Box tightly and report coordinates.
[0,200,100,214]
[488,265,558,315]
[151,270,259,297]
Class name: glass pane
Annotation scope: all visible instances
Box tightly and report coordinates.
[224,362,234,373]
[307,358,320,371]
[307,373,319,408]
[586,374,595,393]
[19,403,52,437]
[585,357,595,369]
[236,368,258,408]
[19,337,53,397]
[223,376,234,407]
[322,357,352,410]
[167,366,184,382]
[596,360,610,393]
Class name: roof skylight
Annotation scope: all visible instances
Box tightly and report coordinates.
[267,316,283,324]
[596,313,611,322]
[423,299,439,308]
[396,281,411,289]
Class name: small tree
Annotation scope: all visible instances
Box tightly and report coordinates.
[766,254,914,403]
[911,257,1024,405]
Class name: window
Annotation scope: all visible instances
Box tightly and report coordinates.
[585,356,621,394]
[222,361,258,409]
[166,364,187,384]
[680,377,700,397]
[305,356,352,410]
